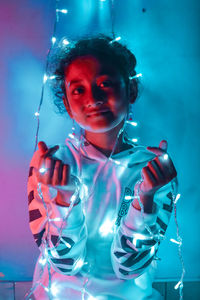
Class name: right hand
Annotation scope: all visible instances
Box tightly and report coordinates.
[37,141,76,207]
[37,141,70,187]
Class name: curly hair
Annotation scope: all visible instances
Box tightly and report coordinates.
[49,34,139,114]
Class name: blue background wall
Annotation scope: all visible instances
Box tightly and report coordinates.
[0,0,199,282]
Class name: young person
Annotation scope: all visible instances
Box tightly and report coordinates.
[27,35,177,299]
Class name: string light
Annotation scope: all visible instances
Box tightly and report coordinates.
[39,167,46,174]
[163,154,169,160]
[175,193,181,204]
[131,138,138,143]
[62,38,70,45]
[170,238,182,245]
[51,36,57,44]
[28,1,185,299]
[56,8,68,14]
[109,36,121,44]
[126,120,138,126]
[99,218,115,236]
[129,73,143,80]
[43,74,48,83]
[39,257,47,266]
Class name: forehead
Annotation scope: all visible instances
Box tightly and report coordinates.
[64,55,121,81]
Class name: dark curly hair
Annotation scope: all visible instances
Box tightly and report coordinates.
[49,34,139,114]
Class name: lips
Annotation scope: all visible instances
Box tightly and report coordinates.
[86,108,110,116]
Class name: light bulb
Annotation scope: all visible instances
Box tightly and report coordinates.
[62,39,70,45]
[51,37,56,44]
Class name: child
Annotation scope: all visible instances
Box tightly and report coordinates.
[27,35,177,300]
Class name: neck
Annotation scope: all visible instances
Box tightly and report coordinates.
[84,121,130,157]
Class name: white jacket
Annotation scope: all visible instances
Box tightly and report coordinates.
[27,136,176,300]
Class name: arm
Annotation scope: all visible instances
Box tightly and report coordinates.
[111,140,177,279]
[111,180,176,279]
[27,145,87,276]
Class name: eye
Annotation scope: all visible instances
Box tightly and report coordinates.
[99,80,113,88]
[72,86,85,95]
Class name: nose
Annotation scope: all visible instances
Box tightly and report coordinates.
[86,85,107,108]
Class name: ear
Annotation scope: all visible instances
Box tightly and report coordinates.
[128,80,137,104]
[62,96,74,119]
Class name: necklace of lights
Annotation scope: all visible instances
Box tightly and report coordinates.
[26,1,185,299]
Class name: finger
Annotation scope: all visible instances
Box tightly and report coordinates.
[141,166,157,191]
[43,145,59,159]
[146,146,165,156]
[38,141,48,155]
[159,140,168,151]
[148,159,165,181]
[43,157,52,185]
[156,156,177,181]
[61,164,70,186]
[52,160,62,186]
[147,140,168,156]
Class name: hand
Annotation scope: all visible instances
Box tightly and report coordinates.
[36,141,76,207]
[140,140,177,195]
[133,140,177,213]
[37,141,70,187]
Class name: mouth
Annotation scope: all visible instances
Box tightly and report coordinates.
[86,108,110,117]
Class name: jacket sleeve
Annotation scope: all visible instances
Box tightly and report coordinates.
[27,149,87,276]
[111,179,177,279]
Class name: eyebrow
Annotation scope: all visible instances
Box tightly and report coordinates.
[67,79,83,88]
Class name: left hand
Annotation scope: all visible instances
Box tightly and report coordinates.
[140,140,177,196]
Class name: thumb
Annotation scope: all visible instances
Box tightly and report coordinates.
[38,141,48,155]
[159,140,168,151]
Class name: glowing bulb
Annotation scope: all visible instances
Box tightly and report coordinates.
[49,217,61,222]
[49,75,56,80]
[56,9,68,14]
[74,258,84,270]
[129,73,143,80]
[170,238,182,245]
[174,280,182,290]
[43,74,48,83]
[34,112,40,117]
[126,120,138,126]
[131,138,138,143]
[175,193,181,204]
[39,257,47,266]
[109,36,121,44]
[163,154,168,160]
[44,286,49,292]
[150,246,155,255]
[60,9,68,13]
[50,283,59,296]
[68,133,75,139]
[64,241,72,248]
[132,233,147,247]
[114,160,121,165]
[88,296,97,300]
[124,195,133,200]
[39,167,46,174]
[99,219,114,236]
[51,37,56,44]
[70,194,77,203]
[62,39,70,45]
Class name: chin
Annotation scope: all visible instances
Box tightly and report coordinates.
[80,118,125,134]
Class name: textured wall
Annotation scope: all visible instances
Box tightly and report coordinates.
[0,0,199,281]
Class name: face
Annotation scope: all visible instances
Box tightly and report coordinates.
[63,55,131,133]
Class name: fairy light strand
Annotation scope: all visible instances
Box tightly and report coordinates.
[28,0,185,299]
[34,0,66,153]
